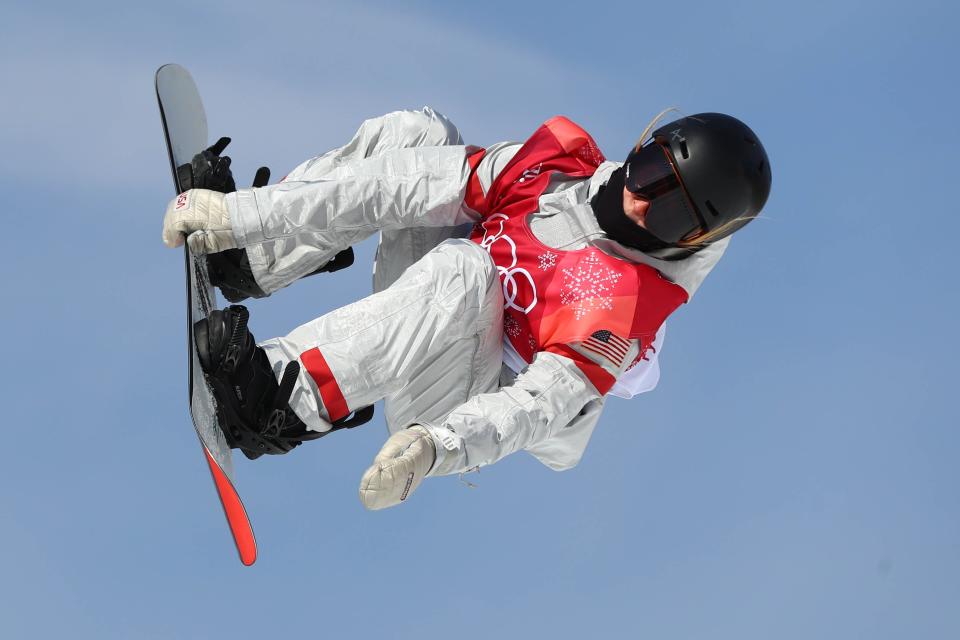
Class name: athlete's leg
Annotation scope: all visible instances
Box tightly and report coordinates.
[285,106,464,181]
[364,109,473,294]
[208,107,464,302]
[259,239,502,434]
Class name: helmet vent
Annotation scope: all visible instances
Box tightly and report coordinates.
[745,136,757,146]
[679,140,689,159]
[705,200,721,218]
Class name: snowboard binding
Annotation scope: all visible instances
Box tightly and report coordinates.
[194,306,375,460]
[206,242,357,303]
[194,305,316,460]
[178,140,356,303]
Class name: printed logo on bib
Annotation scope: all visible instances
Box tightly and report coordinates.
[626,342,657,371]
[176,192,189,210]
[478,213,538,314]
[518,163,543,183]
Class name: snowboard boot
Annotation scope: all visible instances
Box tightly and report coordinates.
[194,305,315,460]
[207,247,357,303]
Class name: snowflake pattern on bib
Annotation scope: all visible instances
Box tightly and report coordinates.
[504,314,522,338]
[538,250,558,271]
[559,252,624,320]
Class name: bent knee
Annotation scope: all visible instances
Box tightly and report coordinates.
[382,107,463,148]
[421,106,463,146]
[441,239,499,300]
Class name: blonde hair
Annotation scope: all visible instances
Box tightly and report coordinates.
[677,216,757,247]
[632,107,681,154]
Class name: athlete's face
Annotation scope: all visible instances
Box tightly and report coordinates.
[622,187,650,228]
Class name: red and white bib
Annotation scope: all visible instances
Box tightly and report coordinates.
[466,117,689,391]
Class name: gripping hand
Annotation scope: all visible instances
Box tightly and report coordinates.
[162,188,236,254]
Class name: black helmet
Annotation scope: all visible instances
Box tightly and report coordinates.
[624,112,772,247]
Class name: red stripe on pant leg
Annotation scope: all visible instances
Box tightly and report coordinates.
[299,348,350,422]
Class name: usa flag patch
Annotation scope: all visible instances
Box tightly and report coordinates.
[582,330,631,368]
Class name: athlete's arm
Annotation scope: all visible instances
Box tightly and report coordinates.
[422,337,644,476]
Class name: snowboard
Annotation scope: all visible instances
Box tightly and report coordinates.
[155,64,257,566]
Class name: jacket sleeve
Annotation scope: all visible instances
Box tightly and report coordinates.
[423,336,646,476]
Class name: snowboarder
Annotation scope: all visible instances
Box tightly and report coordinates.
[162,107,771,510]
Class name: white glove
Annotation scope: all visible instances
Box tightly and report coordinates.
[161,189,237,254]
[359,426,436,510]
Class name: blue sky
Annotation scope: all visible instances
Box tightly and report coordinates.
[1,0,958,637]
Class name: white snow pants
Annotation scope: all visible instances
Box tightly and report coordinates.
[254,108,504,435]
[259,239,504,435]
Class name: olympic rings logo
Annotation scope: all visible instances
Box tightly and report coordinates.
[479,214,538,314]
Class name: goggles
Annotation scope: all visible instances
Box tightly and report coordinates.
[624,142,706,244]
